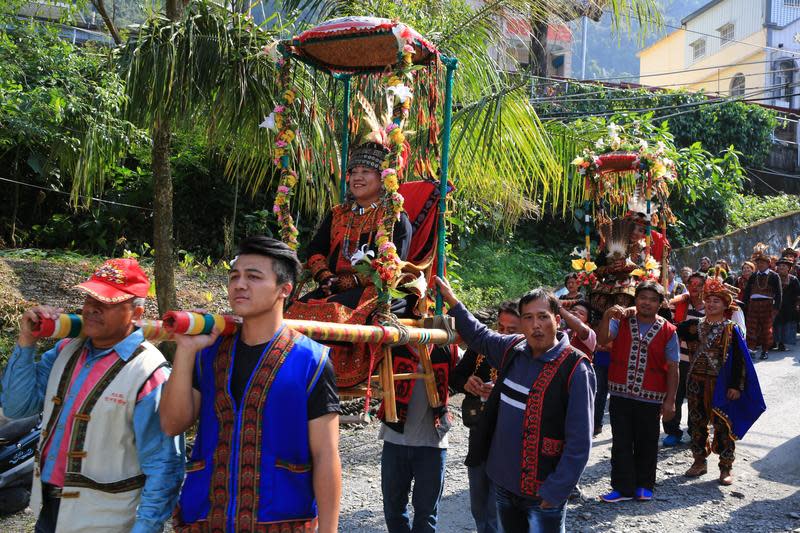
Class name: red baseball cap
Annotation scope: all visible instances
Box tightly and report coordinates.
[75,258,150,304]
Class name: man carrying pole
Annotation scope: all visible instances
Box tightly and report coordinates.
[160,236,342,533]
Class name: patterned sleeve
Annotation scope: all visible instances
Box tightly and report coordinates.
[307,212,335,283]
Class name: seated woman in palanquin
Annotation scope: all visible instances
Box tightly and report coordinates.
[285,141,416,388]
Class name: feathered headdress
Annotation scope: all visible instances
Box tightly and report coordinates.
[348,92,410,174]
[704,267,739,308]
[782,235,800,259]
[751,242,770,263]
[599,217,633,262]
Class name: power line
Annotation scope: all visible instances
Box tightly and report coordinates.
[630,11,800,58]
[537,86,777,120]
[530,70,790,106]
[0,176,153,211]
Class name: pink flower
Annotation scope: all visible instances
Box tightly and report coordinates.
[403,44,415,53]
[278,185,290,193]
[274,105,285,113]
[381,168,396,178]
[385,123,398,133]
[273,205,281,213]
[276,140,288,148]
[379,242,396,254]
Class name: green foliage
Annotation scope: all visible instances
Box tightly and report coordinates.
[452,237,568,311]
[669,145,744,246]
[539,84,778,168]
[727,193,800,231]
[0,10,143,203]
[668,101,777,168]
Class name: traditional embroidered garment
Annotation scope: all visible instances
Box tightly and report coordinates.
[569,330,594,360]
[286,204,412,388]
[30,336,168,533]
[608,316,676,403]
[518,348,588,498]
[742,269,782,351]
[687,320,765,468]
[377,345,458,437]
[174,327,330,532]
[463,341,588,498]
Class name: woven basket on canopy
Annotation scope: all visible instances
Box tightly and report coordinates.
[596,152,639,174]
[289,16,438,73]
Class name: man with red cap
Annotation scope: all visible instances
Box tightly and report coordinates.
[1,258,184,533]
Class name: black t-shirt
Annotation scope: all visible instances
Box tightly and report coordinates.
[193,338,340,420]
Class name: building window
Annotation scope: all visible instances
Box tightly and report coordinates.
[690,39,706,61]
[775,60,796,102]
[787,0,800,6]
[718,23,734,46]
[730,74,745,97]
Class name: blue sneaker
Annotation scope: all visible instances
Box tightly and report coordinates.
[600,490,633,503]
[635,488,653,501]
[662,434,681,447]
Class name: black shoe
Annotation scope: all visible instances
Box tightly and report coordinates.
[760,351,768,360]
[779,343,787,351]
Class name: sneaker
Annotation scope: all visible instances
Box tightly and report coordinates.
[760,352,769,360]
[662,434,681,447]
[635,488,653,501]
[600,490,633,503]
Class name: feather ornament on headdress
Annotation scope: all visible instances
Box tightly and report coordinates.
[751,242,770,262]
[704,267,739,307]
[600,217,634,262]
[356,91,391,146]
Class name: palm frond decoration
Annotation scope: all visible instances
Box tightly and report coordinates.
[112,0,662,227]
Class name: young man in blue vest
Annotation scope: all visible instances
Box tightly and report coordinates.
[161,236,341,533]
[434,276,596,533]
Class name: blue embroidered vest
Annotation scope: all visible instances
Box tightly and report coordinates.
[174,326,329,532]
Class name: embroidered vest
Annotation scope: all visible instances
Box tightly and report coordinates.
[31,336,167,533]
[175,327,330,533]
[608,316,676,402]
[568,331,593,361]
[519,348,588,498]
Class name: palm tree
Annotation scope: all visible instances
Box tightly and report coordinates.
[111,0,662,311]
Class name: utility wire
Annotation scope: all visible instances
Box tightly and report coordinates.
[0,176,153,211]
[529,71,791,106]
[537,86,777,120]
[629,11,800,58]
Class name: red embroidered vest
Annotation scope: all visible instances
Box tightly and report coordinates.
[608,316,676,402]
[519,348,589,498]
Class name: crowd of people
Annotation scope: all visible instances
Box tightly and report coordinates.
[0,140,783,533]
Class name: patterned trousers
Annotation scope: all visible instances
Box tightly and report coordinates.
[687,375,735,469]
[745,299,774,351]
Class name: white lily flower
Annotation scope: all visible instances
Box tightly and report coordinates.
[350,244,375,266]
[259,112,277,131]
[387,84,413,103]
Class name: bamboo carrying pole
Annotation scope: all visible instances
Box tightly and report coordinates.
[31,314,456,417]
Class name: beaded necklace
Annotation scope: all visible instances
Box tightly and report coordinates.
[341,203,380,262]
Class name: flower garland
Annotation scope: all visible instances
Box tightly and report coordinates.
[369,40,416,295]
[570,246,598,287]
[260,49,301,250]
[571,123,677,206]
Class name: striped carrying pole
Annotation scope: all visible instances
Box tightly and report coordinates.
[31,313,457,347]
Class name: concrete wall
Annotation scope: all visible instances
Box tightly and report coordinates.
[672,210,800,270]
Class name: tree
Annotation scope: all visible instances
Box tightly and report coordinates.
[112,0,662,309]
[0,7,138,245]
